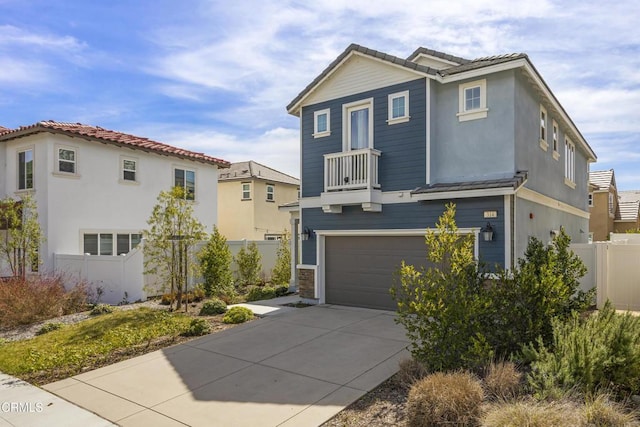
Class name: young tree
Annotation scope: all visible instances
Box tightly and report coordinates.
[270,231,291,286]
[143,187,205,311]
[235,241,262,287]
[0,194,44,278]
[198,225,234,297]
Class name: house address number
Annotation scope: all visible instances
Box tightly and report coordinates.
[483,210,498,218]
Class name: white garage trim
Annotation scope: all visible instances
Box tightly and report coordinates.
[315,228,480,304]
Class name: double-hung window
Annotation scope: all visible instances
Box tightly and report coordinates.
[552,120,560,159]
[588,193,594,207]
[266,184,275,202]
[122,158,137,182]
[564,137,575,187]
[458,79,488,122]
[609,193,615,216]
[83,233,113,256]
[57,147,76,174]
[387,91,410,124]
[343,98,373,150]
[539,105,548,150]
[313,108,330,138]
[174,168,195,200]
[18,149,34,190]
[242,183,251,200]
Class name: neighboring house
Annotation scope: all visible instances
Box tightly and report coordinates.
[217,160,299,240]
[0,120,229,275]
[287,44,596,310]
[615,190,640,233]
[588,170,619,241]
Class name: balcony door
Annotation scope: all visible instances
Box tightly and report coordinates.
[344,98,373,151]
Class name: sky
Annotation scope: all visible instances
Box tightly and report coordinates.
[1,0,639,189]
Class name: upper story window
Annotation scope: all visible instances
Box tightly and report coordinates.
[313,108,330,138]
[588,193,593,207]
[122,158,137,182]
[343,98,374,151]
[539,105,548,151]
[266,184,275,202]
[387,91,410,124]
[552,120,560,160]
[609,192,615,215]
[242,182,251,200]
[457,79,488,122]
[174,168,195,200]
[18,148,34,190]
[564,137,575,188]
[57,147,76,174]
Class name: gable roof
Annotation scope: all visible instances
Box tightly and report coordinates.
[616,200,640,222]
[406,47,470,65]
[0,121,230,168]
[619,190,640,204]
[218,160,299,186]
[589,170,616,191]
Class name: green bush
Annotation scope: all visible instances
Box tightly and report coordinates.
[270,232,291,285]
[90,304,114,316]
[274,284,289,297]
[198,226,234,297]
[523,301,640,398]
[36,322,64,335]
[183,318,211,336]
[222,306,254,324]
[235,242,262,287]
[406,371,484,427]
[199,298,227,315]
[246,285,276,302]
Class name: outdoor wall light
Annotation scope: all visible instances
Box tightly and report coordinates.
[482,222,494,242]
[302,227,313,241]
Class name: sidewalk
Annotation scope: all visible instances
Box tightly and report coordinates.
[0,372,114,426]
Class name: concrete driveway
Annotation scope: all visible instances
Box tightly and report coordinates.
[44,303,409,426]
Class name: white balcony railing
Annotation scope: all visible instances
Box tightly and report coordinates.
[323,148,381,192]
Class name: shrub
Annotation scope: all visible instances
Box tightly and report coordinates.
[235,242,262,287]
[183,318,211,336]
[36,322,64,335]
[523,301,640,398]
[583,394,640,426]
[395,358,427,390]
[274,284,289,297]
[198,226,234,297]
[482,400,584,427]
[160,293,174,305]
[270,232,291,285]
[483,361,523,400]
[406,371,484,427]
[246,285,276,302]
[192,285,206,302]
[199,298,227,316]
[223,306,254,324]
[90,304,114,316]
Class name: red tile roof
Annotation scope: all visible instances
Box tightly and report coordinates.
[0,121,230,168]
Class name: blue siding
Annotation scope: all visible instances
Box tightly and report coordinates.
[301,79,427,197]
[301,197,505,267]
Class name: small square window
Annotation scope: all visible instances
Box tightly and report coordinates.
[458,79,487,122]
[313,108,331,138]
[465,87,481,111]
[387,91,410,124]
[242,183,251,200]
[266,184,275,202]
[58,148,76,174]
[123,159,136,182]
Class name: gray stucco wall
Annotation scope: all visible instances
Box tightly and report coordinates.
[431,70,516,184]
[301,197,505,268]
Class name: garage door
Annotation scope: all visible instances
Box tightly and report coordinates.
[325,235,428,310]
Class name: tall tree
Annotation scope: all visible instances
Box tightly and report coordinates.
[0,194,44,278]
[143,187,205,311]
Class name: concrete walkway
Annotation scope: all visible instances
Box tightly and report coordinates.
[43,301,409,426]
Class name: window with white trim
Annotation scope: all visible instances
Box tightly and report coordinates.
[57,147,76,174]
[18,148,34,190]
[588,192,593,207]
[564,137,575,186]
[343,98,374,150]
[539,105,548,150]
[552,120,560,159]
[313,108,330,138]
[264,234,283,240]
[266,184,275,202]
[117,233,142,255]
[387,91,409,124]
[457,79,488,121]
[84,232,141,256]
[174,168,195,200]
[122,158,137,182]
[242,182,251,200]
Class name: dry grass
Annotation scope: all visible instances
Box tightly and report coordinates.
[483,361,523,400]
[583,394,640,426]
[395,358,428,390]
[0,275,88,329]
[406,371,484,427]
[482,399,584,427]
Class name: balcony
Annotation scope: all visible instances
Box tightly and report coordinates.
[321,148,382,213]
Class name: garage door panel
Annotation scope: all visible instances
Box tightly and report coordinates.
[325,236,429,310]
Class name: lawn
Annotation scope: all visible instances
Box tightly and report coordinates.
[0,308,195,385]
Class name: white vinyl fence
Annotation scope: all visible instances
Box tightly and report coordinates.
[54,239,280,305]
[572,239,640,312]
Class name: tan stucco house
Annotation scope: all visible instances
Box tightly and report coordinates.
[615,190,640,233]
[217,161,299,240]
[588,170,619,241]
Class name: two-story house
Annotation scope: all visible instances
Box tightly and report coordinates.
[588,170,619,241]
[0,121,229,275]
[217,161,299,240]
[287,44,596,310]
[616,190,640,233]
